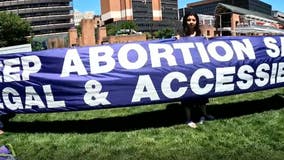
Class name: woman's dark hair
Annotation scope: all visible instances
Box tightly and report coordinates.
[182,12,201,36]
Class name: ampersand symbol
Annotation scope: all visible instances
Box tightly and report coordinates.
[84,80,110,106]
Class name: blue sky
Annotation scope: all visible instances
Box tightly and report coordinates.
[73,0,284,14]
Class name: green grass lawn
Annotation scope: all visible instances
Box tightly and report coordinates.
[1,88,284,160]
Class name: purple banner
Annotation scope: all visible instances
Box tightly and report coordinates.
[0,36,284,114]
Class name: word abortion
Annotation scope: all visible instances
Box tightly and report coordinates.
[61,37,284,77]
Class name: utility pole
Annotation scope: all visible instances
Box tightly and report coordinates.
[219,14,222,36]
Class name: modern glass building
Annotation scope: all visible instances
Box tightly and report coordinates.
[132,0,178,32]
[101,0,179,33]
[229,0,271,15]
[0,0,74,37]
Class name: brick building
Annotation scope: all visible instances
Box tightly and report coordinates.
[182,0,272,16]
[179,0,284,36]
[100,0,179,33]
[215,3,284,36]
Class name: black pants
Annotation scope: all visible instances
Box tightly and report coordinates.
[181,98,209,122]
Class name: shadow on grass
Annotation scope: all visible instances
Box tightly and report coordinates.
[4,94,284,133]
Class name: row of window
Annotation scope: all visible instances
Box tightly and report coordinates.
[33,28,68,35]
[19,11,70,18]
[0,2,69,10]
[31,19,70,26]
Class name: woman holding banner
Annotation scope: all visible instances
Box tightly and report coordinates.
[178,12,214,128]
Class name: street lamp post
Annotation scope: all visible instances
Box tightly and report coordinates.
[219,14,222,36]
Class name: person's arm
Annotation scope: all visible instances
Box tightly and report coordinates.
[174,34,181,40]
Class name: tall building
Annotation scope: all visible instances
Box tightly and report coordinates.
[101,0,179,33]
[179,1,283,37]
[214,3,284,36]
[184,0,272,16]
[0,0,74,37]
[273,10,284,28]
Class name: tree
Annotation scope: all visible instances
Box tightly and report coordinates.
[106,21,138,36]
[76,25,82,37]
[31,41,43,51]
[119,21,138,31]
[144,32,152,39]
[106,23,119,36]
[153,28,174,39]
[0,12,31,47]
